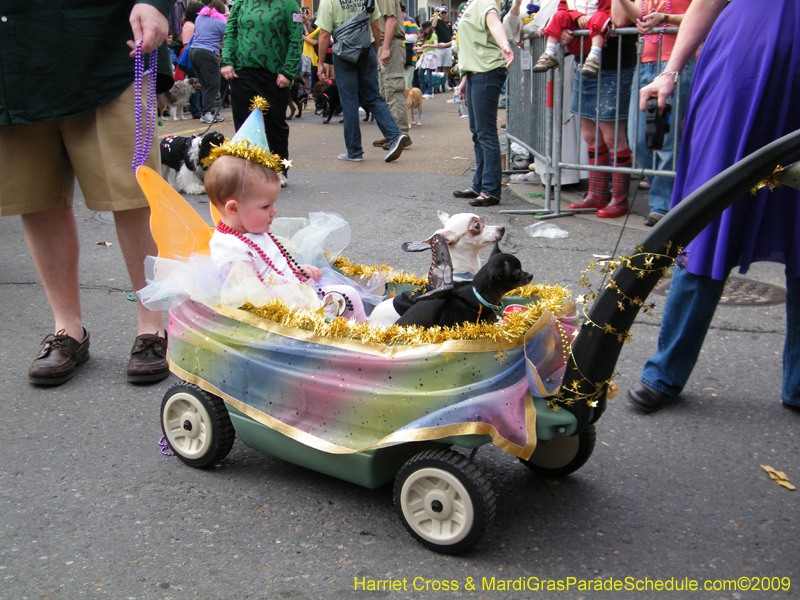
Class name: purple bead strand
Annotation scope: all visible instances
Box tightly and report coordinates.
[132,40,158,173]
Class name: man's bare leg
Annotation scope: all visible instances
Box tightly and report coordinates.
[114,206,164,336]
[21,205,84,341]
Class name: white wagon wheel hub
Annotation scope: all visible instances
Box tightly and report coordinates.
[400,467,474,545]
[163,392,213,459]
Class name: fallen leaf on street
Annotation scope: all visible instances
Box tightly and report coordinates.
[761,465,796,491]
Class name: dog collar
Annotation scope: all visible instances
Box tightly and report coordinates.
[472,286,502,314]
[452,272,473,280]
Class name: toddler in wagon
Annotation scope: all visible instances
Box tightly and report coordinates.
[533,0,611,78]
[203,100,369,321]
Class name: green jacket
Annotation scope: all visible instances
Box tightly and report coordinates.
[0,1,175,125]
[222,0,303,81]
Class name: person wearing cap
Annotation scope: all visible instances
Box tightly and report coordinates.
[431,6,454,86]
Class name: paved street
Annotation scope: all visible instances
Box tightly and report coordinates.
[1,93,797,599]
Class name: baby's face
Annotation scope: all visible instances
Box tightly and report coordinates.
[238,179,280,235]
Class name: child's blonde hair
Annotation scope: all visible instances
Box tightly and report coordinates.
[204,155,280,209]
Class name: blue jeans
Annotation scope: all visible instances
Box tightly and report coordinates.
[332,48,402,158]
[629,60,695,216]
[642,266,800,406]
[466,68,507,201]
[419,68,434,96]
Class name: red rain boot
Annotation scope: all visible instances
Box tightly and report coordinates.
[569,146,610,210]
[597,149,632,218]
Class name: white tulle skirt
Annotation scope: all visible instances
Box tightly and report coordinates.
[137,212,389,317]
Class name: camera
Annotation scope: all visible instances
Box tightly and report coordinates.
[301,7,310,14]
[645,98,671,151]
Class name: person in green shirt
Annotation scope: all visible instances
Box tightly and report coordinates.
[0,1,174,386]
[221,0,303,187]
[452,0,514,207]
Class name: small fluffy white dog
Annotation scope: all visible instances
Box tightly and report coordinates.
[368,211,506,326]
[160,131,225,195]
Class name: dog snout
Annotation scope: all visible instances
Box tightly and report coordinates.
[494,226,506,240]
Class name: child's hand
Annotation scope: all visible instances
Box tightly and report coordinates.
[299,264,322,282]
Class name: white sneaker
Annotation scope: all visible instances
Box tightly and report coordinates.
[384,133,410,163]
[279,173,288,187]
[337,153,363,162]
[200,112,215,124]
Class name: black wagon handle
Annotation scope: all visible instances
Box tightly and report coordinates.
[562,128,800,433]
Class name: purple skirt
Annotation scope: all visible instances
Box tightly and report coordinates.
[671,0,800,279]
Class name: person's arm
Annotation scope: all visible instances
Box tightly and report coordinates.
[639,0,726,112]
[128,2,170,55]
[220,1,240,79]
[317,29,331,79]
[612,0,640,27]
[486,11,514,67]
[381,16,397,66]
[502,0,523,42]
[279,2,303,85]
[372,19,382,57]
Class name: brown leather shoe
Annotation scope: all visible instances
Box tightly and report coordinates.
[29,328,90,386]
[373,138,388,147]
[469,195,500,207]
[126,333,169,384]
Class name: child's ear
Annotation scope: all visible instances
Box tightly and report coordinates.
[223,198,239,216]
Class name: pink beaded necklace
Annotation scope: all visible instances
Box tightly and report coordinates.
[215,221,310,284]
[642,0,672,46]
[132,40,157,173]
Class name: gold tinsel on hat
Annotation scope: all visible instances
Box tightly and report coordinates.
[249,96,270,112]
[200,96,283,172]
[201,140,285,172]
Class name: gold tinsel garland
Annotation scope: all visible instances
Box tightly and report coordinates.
[201,140,285,172]
[241,273,572,346]
[543,247,685,411]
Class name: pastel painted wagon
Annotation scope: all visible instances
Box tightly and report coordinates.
[140,131,800,553]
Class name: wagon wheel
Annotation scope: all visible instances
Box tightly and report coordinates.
[518,423,596,478]
[161,382,235,468]
[394,449,495,554]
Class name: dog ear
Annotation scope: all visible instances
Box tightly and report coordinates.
[438,229,459,244]
[490,242,502,256]
[401,240,432,252]
[437,210,450,226]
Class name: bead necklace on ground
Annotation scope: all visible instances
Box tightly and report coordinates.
[215,221,310,284]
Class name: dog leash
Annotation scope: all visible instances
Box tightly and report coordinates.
[198,84,231,137]
[132,40,158,173]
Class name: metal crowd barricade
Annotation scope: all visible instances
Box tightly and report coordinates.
[504,26,685,219]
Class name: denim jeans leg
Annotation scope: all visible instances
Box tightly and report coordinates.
[783,266,800,406]
[467,69,505,200]
[641,267,727,396]
[466,74,483,193]
[332,53,364,157]
[356,47,401,144]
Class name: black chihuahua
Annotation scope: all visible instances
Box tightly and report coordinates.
[396,243,532,329]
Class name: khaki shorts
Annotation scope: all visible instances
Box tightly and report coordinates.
[0,82,160,216]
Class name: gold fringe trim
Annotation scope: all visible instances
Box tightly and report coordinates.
[242,281,572,346]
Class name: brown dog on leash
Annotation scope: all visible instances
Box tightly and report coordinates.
[406,87,423,127]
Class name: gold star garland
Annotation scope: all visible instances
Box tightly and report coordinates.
[546,246,686,410]
[751,164,786,194]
